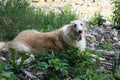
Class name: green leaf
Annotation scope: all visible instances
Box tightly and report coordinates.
[1,71,13,78]
[19,54,30,68]
[0,78,6,80]
[0,62,7,72]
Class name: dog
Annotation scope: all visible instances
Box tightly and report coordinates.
[0,20,87,63]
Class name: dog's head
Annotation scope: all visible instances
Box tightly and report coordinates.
[66,20,87,41]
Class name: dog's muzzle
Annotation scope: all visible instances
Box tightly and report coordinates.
[78,30,82,40]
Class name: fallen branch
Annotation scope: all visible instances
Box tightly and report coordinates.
[90,54,106,61]
[96,50,120,56]
[100,61,112,66]
[90,49,120,56]
[21,69,37,79]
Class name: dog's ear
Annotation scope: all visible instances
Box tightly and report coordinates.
[82,22,87,32]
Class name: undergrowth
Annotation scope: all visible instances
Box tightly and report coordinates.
[112,0,120,29]
[87,12,106,26]
[0,0,76,41]
[34,48,115,80]
[99,41,113,51]
[0,48,117,80]
[0,0,120,80]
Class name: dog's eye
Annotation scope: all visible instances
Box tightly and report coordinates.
[73,24,77,27]
[80,23,83,26]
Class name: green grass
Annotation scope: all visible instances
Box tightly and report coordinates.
[99,41,113,51]
[87,12,106,26]
[0,0,76,41]
[0,0,119,80]
[112,0,120,29]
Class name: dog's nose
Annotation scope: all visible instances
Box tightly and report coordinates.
[78,30,82,33]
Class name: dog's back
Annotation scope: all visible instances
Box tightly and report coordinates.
[1,29,68,54]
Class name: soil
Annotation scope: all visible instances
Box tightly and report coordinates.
[30,0,113,18]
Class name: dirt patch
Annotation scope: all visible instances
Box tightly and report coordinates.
[30,0,113,18]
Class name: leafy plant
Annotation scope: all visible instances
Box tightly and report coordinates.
[0,0,119,79]
[99,41,113,51]
[113,53,120,72]
[112,0,120,29]
[35,52,69,79]
[0,62,18,80]
[110,52,120,80]
[0,47,30,79]
[87,12,106,26]
[34,48,116,80]
[9,48,29,72]
[0,0,77,41]
[0,0,32,40]
[114,66,120,79]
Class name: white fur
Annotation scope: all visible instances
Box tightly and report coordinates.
[32,30,39,33]
[72,20,83,31]
[77,37,86,51]
[73,20,83,32]
[73,20,86,51]
[63,20,86,51]
[10,41,32,53]
[62,25,69,36]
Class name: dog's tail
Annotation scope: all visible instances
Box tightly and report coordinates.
[0,42,5,50]
[0,41,12,50]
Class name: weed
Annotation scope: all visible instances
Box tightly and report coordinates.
[112,53,120,79]
[87,12,106,26]
[34,48,116,80]
[112,0,120,29]
[0,62,18,80]
[0,0,77,41]
[0,48,29,79]
[0,0,119,79]
[99,41,113,51]
[9,48,29,72]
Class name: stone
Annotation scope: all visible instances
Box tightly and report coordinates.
[91,31,98,36]
[86,34,96,42]
[111,29,118,36]
[118,41,120,45]
[113,37,118,41]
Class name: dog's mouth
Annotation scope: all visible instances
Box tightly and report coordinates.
[78,33,82,40]
[78,30,82,40]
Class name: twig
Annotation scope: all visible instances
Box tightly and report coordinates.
[100,61,112,66]
[90,49,120,56]
[90,54,106,61]
[21,69,37,79]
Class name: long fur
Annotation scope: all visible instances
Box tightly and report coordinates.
[0,20,87,62]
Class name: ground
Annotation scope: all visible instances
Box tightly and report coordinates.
[0,0,120,80]
[30,0,113,18]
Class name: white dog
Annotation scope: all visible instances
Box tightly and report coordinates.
[0,20,87,63]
